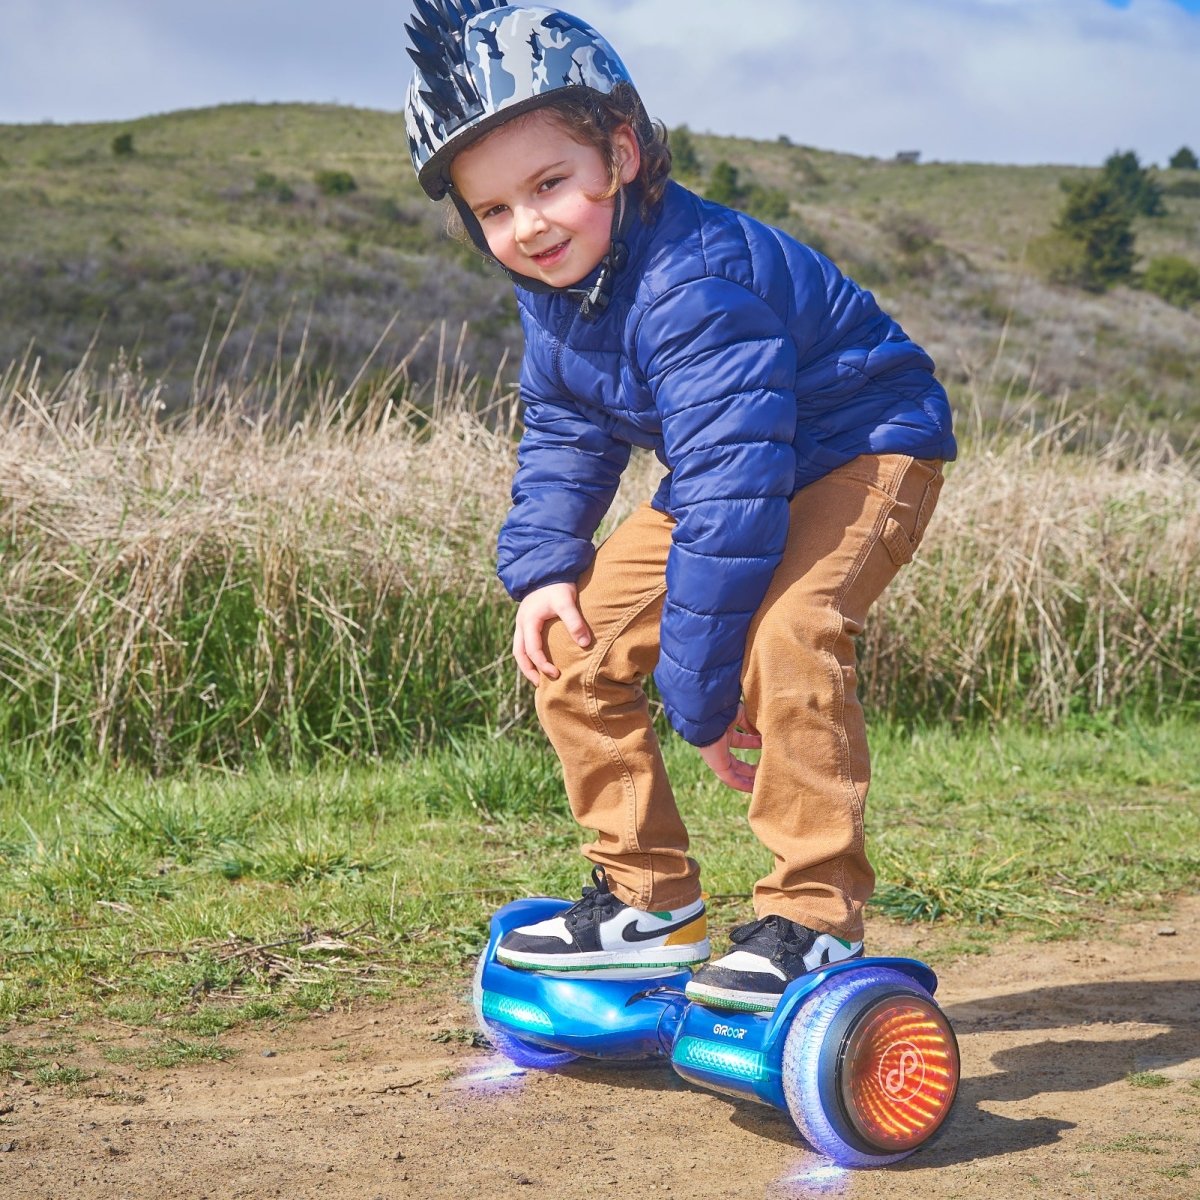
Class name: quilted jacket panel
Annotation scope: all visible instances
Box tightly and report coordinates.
[497,181,955,745]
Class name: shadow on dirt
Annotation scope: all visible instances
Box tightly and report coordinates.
[534,978,1198,1167]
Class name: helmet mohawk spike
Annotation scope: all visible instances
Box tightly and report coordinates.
[405,2,639,210]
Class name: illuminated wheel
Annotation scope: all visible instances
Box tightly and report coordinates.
[472,950,579,1069]
[782,967,959,1167]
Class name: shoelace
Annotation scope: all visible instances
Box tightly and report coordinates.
[563,865,622,929]
[728,914,812,961]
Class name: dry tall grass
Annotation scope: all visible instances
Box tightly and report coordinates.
[2,347,1197,769]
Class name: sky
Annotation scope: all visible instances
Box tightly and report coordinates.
[0,0,1196,167]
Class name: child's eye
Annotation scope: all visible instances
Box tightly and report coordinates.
[538,177,564,193]
[480,204,508,220]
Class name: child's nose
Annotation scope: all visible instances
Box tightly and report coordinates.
[513,204,548,245]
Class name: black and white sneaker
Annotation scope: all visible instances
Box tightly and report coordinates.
[684,915,863,1012]
[496,866,710,979]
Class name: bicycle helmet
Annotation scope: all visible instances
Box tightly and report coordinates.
[404,1,642,310]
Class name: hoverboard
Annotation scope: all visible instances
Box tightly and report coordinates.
[472,897,959,1167]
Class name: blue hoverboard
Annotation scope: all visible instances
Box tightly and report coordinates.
[473,897,959,1168]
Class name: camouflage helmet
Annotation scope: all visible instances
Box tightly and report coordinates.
[404,1,638,200]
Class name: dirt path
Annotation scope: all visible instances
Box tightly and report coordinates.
[4,900,1199,1200]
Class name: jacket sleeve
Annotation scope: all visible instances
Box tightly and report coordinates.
[496,352,631,602]
[635,277,798,746]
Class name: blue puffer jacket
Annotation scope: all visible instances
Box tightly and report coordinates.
[497,180,956,747]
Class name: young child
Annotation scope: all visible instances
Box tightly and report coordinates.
[405,2,955,1013]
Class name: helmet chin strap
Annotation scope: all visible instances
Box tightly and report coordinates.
[449,186,631,321]
[566,188,629,322]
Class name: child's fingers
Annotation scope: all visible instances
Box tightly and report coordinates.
[513,623,551,685]
[697,737,757,793]
[734,702,760,735]
[528,639,560,680]
[714,755,757,793]
[729,704,762,749]
[512,639,541,686]
[554,598,593,648]
[729,729,762,749]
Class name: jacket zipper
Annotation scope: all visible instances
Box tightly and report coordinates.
[552,301,575,396]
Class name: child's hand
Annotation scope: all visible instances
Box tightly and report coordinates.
[696,704,761,793]
[513,582,593,685]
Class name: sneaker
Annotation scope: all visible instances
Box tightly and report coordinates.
[496,866,710,979]
[683,915,863,1012]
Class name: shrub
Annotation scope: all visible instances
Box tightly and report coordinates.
[1168,145,1198,171]
[746,185,791,222]
[702,160,790,222]
[880,211,943,279]
[1143,255,1200,308]
[254,171,296,203]
[881,211,938,258]
[1165,176,1200,199]
[706,160,743,208]
[111,133,135,157]
[670,126,700,177]
[315,169,357,196]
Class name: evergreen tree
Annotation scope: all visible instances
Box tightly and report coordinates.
[1169,145,1199,171]
[1101,150,1163,217]
[1054,176,1136,291]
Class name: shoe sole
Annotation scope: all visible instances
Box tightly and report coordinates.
[683,981,780,1013]
[497,940,711,979]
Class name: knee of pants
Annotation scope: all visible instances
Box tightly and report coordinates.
[743,602,847,713]
[537,617,648,722]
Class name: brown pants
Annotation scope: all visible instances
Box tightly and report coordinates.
[534,454,944,942]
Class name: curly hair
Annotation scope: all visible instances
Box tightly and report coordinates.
[538,82,673,217]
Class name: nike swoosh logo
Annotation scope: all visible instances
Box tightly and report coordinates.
[619,913,700,943]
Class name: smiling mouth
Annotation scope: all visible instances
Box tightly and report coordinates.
[532,240,569,263]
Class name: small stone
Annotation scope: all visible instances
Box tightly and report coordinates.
[1157,927,1177,937]
[0,1142,16,1153]
[261,1050,277,1058]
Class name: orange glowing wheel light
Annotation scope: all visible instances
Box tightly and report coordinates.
[838,995,959,1152]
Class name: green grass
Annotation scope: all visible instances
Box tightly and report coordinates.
[1127,1072,1172,1089]
[1,718,1196,1055]
[2,104,1198,430]
[102,1037,236,1070]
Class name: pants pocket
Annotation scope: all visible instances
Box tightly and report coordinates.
[881,459,944,566]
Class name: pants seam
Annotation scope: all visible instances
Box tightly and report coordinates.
[583,581,668,909]
[822,454,910,907]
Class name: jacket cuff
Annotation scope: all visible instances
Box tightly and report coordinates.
[508,572,583,603]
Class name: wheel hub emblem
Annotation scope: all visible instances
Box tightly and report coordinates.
[879,1039,925,1101]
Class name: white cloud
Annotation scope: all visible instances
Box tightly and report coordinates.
[565,0,1199,164]
[0,0,1195,166]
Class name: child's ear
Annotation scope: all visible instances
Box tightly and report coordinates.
[613,123,641,186]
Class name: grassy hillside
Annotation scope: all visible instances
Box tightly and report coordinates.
[1,103,1198,428]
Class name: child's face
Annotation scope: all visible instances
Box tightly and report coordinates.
[450,108,639,289]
